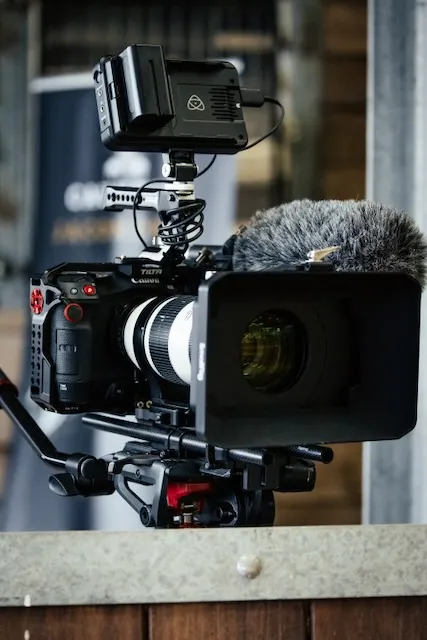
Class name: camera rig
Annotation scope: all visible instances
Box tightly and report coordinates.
[0,148,334,528]
[0,44,345,528]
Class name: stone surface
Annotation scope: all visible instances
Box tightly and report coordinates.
[0,525,426,606]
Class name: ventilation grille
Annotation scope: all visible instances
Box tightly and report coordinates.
[210,87,239,121]
[30,323,42,393]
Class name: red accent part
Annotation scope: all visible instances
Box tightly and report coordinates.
[30,289,44,315]
[83,284,96,296]
[64,303,84,323]
[166,482,212,510]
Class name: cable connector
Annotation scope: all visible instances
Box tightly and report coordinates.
[239,94,285,151]
[240,88,265,108]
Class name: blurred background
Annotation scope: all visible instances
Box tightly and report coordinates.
[0,0,368,530]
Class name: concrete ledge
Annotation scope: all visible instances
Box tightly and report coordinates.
[0,524,425,607]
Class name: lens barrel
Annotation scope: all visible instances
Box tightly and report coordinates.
[123,295,195,385]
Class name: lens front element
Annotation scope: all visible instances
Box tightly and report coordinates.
[241,310,306,393]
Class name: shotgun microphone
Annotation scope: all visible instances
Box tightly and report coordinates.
[232,199,427,287]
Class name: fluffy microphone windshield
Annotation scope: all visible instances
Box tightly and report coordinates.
[232,199,427,287]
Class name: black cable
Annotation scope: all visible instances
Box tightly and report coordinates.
[244,96,285,151]
[195,97,284,173]
[132,178,174,249]
[157,200,205,249]
[196,155,217,178]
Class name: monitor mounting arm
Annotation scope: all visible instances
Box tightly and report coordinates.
[103,150,205,262]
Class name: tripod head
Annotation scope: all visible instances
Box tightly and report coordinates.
[0,367,332,527]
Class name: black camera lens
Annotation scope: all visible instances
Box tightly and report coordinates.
[240,310,306,393]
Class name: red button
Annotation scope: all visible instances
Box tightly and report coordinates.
[64,303,83,323]
[83,284,96,296]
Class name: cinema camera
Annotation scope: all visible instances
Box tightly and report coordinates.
[0,45,422,528]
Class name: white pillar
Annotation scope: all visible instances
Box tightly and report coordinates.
[410,0,427,523]
[364,0,427,523]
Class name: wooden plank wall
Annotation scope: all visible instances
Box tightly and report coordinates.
[321,0,367,199]
[1,597,427,640]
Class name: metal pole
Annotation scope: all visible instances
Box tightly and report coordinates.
[410,0,427,523]
[364,0,427,523]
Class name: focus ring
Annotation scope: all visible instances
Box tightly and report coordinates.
[148,296,195,385]
[131,298,162,369]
